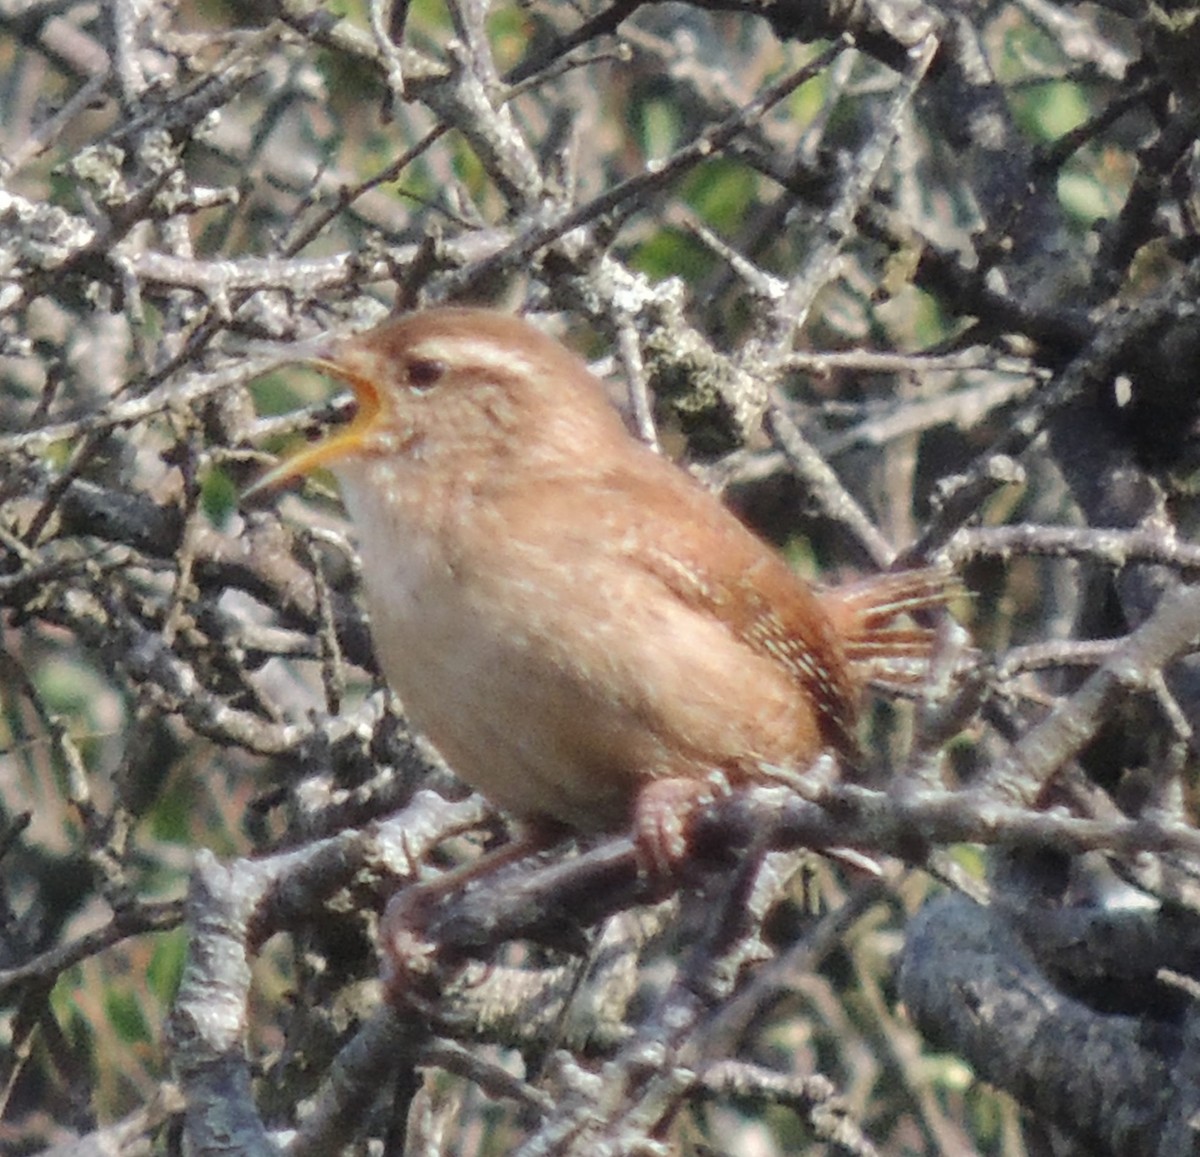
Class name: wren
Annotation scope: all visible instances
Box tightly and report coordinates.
[262,307,952,874]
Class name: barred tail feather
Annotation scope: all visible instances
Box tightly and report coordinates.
[818,566,957,688]
[842,626,939,658]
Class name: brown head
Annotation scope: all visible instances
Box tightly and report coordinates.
[262,307,633,489]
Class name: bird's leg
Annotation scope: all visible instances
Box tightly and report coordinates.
[379,821,566,1002]
[633,773,882,879]
[632,775,725,878]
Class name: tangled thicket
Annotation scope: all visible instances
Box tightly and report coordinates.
[2,1,1200,1154]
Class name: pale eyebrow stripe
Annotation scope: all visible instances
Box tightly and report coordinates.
[409,336,543,381]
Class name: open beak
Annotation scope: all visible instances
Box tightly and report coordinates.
[248,339,384,494]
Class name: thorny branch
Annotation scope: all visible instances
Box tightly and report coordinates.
[2,0,1200,1154]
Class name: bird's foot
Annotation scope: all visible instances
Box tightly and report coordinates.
[378,830,561,1005]
[632,776,724,879]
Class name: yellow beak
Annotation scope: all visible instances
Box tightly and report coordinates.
[249,348,384,493]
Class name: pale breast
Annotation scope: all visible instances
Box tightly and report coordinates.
[334,461,640,828]
[334,460,823,832]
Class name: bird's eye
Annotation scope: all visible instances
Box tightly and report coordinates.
[406,357,446,391]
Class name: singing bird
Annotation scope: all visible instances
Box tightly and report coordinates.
[261,307,952,870]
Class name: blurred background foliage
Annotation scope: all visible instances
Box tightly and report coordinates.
[1,0,1198,1153]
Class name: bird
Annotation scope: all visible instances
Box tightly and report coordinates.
[259,306,953,880]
